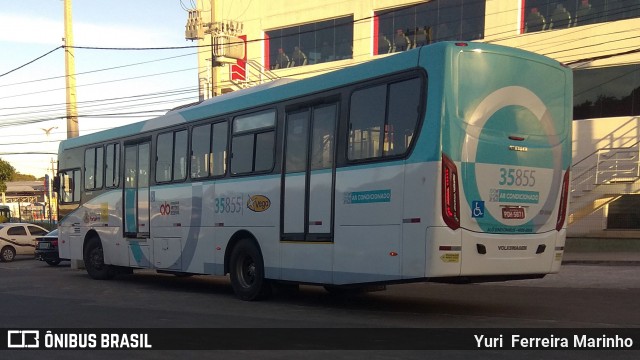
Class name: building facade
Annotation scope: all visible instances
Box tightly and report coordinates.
[1,181,56,223]
[188,0,640,237]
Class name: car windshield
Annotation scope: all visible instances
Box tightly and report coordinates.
[46,229,59,237]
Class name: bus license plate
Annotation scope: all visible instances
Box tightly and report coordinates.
[502,207,525,219]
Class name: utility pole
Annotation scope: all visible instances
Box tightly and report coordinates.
[209,0,217,98]
[64,0,79,138]
[186,1,243,99]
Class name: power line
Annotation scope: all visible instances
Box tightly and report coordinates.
[0,68,197,101]
[0,52,197,89]
[0,46,62,79]
[0,86,197,112]
[67,44,208,51]
[3,2,640,127]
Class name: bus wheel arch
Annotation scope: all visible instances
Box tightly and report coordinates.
[225,231,272,301]
[83,232,115,280]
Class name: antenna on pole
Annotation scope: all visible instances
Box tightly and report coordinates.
[64,0,79,139]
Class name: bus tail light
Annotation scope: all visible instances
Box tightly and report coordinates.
[442,153,460,230]
[555,167,570,231]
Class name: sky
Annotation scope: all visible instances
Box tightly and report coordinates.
[0,0,200,178]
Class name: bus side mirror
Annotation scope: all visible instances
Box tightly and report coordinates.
[52,176,60,192]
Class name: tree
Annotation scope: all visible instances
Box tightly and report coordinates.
[12,172,37,181]
[0,158,16,193]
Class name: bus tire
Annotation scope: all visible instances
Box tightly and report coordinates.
[229,239,271,301]
[83,236,115,280]
[1,246,15,262]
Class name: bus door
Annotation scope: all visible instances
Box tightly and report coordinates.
[280,104,337,282]
[123,140,152,266]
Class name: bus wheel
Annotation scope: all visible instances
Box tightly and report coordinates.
[83,237,115,280]
[1,246,15,262]
[229,239,271,301]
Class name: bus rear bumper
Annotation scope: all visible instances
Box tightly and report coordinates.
[426,227,565,279]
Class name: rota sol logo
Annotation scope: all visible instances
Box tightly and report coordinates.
[247,195,270,212]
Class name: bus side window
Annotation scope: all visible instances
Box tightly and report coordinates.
[59,169,81,203]
[348,85,386,160]
[61,173,72,203]
[173,130,188,181]
[191,123,211,179]
[348,77,422,161]
[105,143,120,188]
[156,132,173,182]
[212,122,228,176]
[191,121,228,179]
[386,77,421,156]
[231,110,276,174]
[156,129,188,182]
[84,146,104,190]
[310,104,336,170]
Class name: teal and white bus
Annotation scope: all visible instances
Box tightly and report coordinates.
[56,42,572,300]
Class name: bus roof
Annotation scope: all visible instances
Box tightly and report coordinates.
[58,42,562,152]
[58,47,426,151]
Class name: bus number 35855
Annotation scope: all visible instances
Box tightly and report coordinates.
[498,168,536,187]
[214,196,243,214]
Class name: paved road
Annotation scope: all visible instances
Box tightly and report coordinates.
[1,257,638,359]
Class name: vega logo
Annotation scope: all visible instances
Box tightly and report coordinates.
[247,195,271,212]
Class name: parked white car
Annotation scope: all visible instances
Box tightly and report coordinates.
[0,223,49,262]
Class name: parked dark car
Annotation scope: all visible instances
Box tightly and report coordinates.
[35,229,66,266]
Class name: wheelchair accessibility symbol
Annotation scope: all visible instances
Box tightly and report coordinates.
[472,201,485,218]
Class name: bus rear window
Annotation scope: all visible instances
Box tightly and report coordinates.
[457,51,566,137]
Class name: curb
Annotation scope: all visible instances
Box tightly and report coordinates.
[562,260,640,266]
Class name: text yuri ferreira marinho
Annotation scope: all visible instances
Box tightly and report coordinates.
[474,333,635,349]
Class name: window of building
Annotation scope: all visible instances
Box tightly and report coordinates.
[607,195,640,229]
[573,64,640,120]
[265,16,353,69]
[348,77,423,161]
[231,110,276,174]
[84,146,104,190]
[524,0,640,33]
[156,129,188,183]
[374,0,486,55]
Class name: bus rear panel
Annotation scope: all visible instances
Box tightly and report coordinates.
[426,43,572,280]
